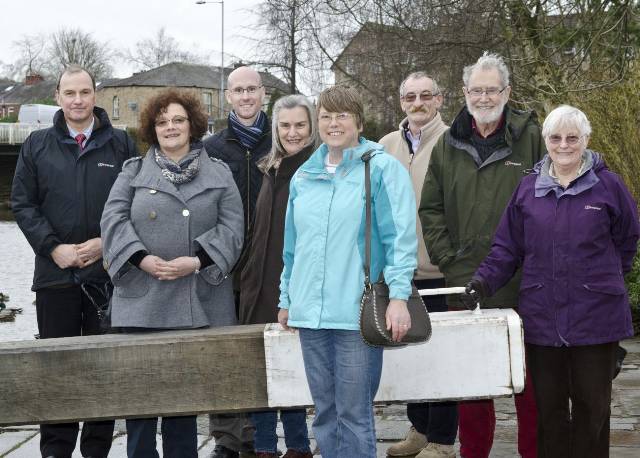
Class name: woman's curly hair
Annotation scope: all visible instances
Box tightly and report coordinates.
[139,89,209,146]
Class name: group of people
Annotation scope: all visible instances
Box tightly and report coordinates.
[10,50,638,458]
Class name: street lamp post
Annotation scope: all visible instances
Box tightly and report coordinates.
[196,0,225,119]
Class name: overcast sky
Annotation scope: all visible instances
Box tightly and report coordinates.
[1,0,264,78]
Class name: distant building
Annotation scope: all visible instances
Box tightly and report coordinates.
[0,74,56,119]
[96,62,289,130]
[331,21,495,132]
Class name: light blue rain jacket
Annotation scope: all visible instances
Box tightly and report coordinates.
[278,138,417,330]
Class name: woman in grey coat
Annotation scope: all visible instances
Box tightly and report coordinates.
[101,89,243,458]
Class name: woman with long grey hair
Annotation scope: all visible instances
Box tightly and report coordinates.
[239,94,319,458]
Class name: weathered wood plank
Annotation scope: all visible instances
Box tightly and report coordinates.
[264,309,525,407]
[0,325,268,426]
[0,309,525,427]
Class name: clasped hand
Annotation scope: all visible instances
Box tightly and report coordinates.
[139,255,198,281]
[51,238,102,269]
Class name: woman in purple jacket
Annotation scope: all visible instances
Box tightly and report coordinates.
[462,105,639,458]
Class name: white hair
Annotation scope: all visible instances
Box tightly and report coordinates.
[463,52,510,87]
[542,105,592,138]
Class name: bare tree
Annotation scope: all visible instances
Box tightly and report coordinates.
[12,34,47,78]
[46,28,113,79]
[251,0,333,94]
[120,27,207,71]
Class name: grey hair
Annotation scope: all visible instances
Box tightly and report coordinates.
[56,64,96,91]
[399,72,440,97]
[542,105,592,138]
[463,52,510,87]
[259,94,320,173]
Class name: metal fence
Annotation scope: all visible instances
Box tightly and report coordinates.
[0,123,128,145]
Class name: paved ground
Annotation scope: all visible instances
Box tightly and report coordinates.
[2,339,639,457]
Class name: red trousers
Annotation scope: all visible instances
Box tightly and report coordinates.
[458,369,537,458]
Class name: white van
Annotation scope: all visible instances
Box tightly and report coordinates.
[18,104,60,124]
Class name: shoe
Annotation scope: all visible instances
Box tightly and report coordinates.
[283,450,313,458]
[386,426,428,456]
[210,444,240,458]
[415,442,456,458]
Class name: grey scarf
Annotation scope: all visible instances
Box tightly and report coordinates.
[154,147,200,184]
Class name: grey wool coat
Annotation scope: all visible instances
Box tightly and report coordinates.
[100,146,244,329]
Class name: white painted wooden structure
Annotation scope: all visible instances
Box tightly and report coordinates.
[264,309,525,407]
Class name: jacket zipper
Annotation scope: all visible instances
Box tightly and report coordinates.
[246,149,251,235]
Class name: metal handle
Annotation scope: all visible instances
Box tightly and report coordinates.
[417,286,466,296]
[417,286,481,315]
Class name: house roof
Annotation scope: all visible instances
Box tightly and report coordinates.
[100,62,289,93]
[0,80,57,105]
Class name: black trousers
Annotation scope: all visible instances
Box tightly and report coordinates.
[526,342,618,458]
[35,286,115,458]
[406,278,459,445]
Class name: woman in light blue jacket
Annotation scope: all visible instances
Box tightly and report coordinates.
[277,85,417,458]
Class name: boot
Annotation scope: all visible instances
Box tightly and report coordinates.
[386,426,428,456]
[415,442,456,458]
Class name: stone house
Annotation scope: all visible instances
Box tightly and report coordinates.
[96,62,288,131]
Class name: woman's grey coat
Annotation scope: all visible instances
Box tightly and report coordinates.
[101,147,244,328]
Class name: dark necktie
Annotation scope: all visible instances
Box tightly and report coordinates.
[74,133,86,151]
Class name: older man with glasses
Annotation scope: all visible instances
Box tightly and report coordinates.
[379,72,458,458]
[419,52,545,458]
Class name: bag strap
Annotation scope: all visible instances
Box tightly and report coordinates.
[361,149,375,287]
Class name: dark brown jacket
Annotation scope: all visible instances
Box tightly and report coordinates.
[239,145,314,324]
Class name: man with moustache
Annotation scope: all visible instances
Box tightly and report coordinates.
[204,65,271,458]
[419,53,544,458]
[379,72,457,458]
[11,64,137,458]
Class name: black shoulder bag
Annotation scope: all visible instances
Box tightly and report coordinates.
[359,151,432,347]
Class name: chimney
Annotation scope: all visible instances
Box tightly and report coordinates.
[25,73,44,85]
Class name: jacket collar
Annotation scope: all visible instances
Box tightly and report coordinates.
[399,112,446,145]
[53,106,111,138]
[534,149,603,198]
[271,143,315,179]
[131,146,226,204]
[300,138,384,176]
[448,105,537,146]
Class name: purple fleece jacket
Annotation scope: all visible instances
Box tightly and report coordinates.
[475,150,639,346]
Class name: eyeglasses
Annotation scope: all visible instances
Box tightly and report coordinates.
[465,86,508,97]
[318,112,353,123]
[546,134,583,145]
[155,116,189,128]
[228,85,263,96]
[401,91,439,103]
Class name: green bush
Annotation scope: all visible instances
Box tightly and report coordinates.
[626,245,640,333]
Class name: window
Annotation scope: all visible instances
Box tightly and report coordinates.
[112,96,120,119]
[202,92,213,115]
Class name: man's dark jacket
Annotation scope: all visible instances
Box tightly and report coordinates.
[203,115,271,237]
[11,106,137,291]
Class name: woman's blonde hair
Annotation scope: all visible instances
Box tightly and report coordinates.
[259,94,319,173]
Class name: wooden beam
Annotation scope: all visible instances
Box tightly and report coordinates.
[0,324,268,426]
[0,309,525,426]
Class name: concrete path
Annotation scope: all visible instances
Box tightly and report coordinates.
[2,338,639,457]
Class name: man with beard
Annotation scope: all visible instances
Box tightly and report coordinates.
[419,53,544,458]
[379,72,457,458]
[204,65,271,458]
